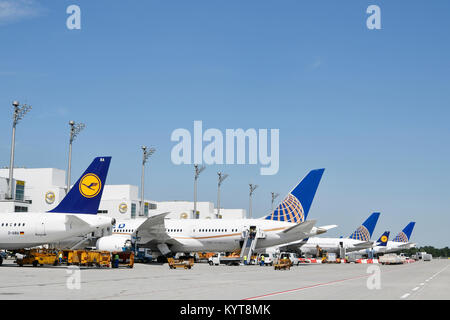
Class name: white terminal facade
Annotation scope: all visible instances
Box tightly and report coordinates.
[0,167,245,220]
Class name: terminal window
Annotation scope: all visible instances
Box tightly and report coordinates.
[14,206,28,212]
[131,203,136,218]
[15,181,25,201]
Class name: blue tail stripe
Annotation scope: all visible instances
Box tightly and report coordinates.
[49,157,111,214]
[264,169,325,223]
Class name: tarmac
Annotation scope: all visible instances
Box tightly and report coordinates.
[0,259,448,300]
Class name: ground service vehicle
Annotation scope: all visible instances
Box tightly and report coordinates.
[257,253,275,266]
[135,248,152,263]
[209,252,241,266]
[168,258,194,269]
[379,253,405,265]
[274,258,291,270]
[15,249,59,267]
[278,252,299,266]
[422,253,432,261]
[111,251,134,268]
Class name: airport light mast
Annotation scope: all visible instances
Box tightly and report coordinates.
[216,172,229,219]
[140,146,156,217]
[193,164,205,219]
[7,101,32,200]
[248,184,258,219]
[66,120,85,194]
[271,192,279,212]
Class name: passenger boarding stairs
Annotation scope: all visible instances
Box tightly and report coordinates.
[240,227,264,263]
[69,235,93,250]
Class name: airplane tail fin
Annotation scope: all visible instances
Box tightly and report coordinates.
[392,222,416,243]
[376,231,390,247]
[49,157,111,214]
[348,212,380,241]
[264,169,325,223]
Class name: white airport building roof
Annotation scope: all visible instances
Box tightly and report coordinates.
[0,167,245,220]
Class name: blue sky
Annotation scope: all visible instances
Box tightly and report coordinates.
[1,0,449,247]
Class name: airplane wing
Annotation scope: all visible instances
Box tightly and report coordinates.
[65,215,90,228]
[135,212,172,241]
[134,212,186,249]
[278,240,309,253]
[282,219,316,236]
[314,224,338,235]
[397,242,414,249]
[351,241,374,249]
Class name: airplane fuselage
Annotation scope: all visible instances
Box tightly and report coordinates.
[354,241,416,255]
[295,237,373,255]
[0,212,114,250]
[109,218,322,254]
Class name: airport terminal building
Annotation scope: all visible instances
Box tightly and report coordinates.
[0,167,245,220]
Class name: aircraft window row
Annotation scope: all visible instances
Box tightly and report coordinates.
[167,229,183,232]
[1,222,26,227]
[113,229,134,233]
[197,229,238,233]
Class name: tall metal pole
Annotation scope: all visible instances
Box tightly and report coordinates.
[193,164,205,219]
[140,146,155,217]
[66,134,73,194]
[66,121,85,194]
[271,192,279,212]
[7,107,17,199]
[140,149,145,217]
[7,101,31,200]
[249,184,258,219]
[217,172,228,219]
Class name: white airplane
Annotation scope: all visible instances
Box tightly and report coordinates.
[0,157,116,265]
[277,212,381,256]
[96,169,334,258]
[355,222,416,256]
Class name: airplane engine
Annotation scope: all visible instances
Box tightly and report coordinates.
[96,235,132,252]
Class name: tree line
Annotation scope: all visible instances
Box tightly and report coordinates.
[401,246,450,258]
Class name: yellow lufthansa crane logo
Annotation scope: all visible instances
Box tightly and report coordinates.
[79,173,102,198]
[119,203,128,213]
[45,191,55,204]
[381,235,388,243]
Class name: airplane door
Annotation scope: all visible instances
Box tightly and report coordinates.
[35,222,46,236]
[339,241,345,259]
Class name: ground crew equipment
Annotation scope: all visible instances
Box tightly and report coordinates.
[168,257,194,269]
[15,249,58,267]
[274,258,291,270]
